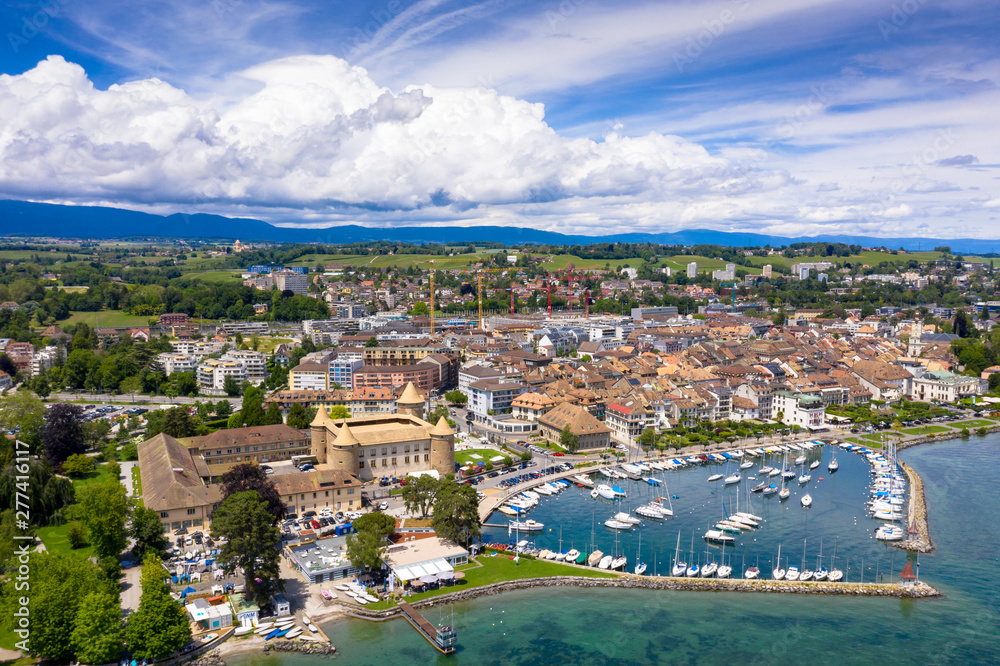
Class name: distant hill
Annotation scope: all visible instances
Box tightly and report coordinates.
[1,199,996,253]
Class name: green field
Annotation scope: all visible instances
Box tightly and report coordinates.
[190,270,245,284]
[743,251,987,271]
[657,255,763,275]
[901,425,954,436]
[62,310,154,328]
[364,551,615,610]
[955,419,997,429]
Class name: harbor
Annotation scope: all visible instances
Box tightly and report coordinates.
[480,440,923,585]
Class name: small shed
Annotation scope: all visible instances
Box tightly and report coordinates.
[271,592,291,617]
[185,598,233,631]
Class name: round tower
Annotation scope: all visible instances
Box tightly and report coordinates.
[309,405,330,464]
[428,416,455,478]
[397,382,426,420]
[327,423,360,476]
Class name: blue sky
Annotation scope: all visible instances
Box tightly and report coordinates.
[1,0,998,238]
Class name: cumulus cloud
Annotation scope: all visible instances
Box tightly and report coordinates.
[0,55,770,216]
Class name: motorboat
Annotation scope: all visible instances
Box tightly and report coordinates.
[636,505,665,519]
[598,555,614,569]
[596,485,617,500]
[800,569,814,582]
[876,525,905,541]
[814,567,829,581]
[763,484,778,495]
[745,565,760,579]
[785,566,800,581]
[800,494,813,507]
[701,561,718,577]
[538,549,552,559]
[610,556,627,570]
[604,519,633,530]
[634,561,647,575]
[724,473,742,485]
[644,477,662,485]
[591,489,600,499]
[751,481,767,493]
[614,512,641,525]
[703,529,735,544]
[740,461,754,470]
[588,550,604,566]
[574,475,595,487]
[798,474,811,484]
[509,519,544,531]
[810,460,820,470]
[566,548,580,561]
[707,473,724,482]
[717,563,732,578]
[794,455,807,465]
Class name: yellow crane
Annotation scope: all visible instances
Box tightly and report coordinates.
[474,266,519,330]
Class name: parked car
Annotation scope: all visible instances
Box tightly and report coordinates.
[377,501,389,511]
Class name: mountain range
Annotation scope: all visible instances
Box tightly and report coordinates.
[1,200,997,253]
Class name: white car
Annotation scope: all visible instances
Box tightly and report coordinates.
[345,511,363,521]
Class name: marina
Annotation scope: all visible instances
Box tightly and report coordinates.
[482,441,913,583]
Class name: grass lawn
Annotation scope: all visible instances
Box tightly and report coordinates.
[455,448,507,466]
[191,270,245,284]
[35,523,95,558]
[365,553,615,610]
[132,465,143,504]
[901,425,954,436]
[71,463,111,493]
[255,336,293,353]
[62,310,153,328]
[658,255,763,275]
[956,419,997,429]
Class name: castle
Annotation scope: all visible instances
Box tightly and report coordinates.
[309,382,455,480]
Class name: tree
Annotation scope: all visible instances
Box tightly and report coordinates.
[328,404,350,420]
[444,390,467,405]
[149,406,200,438]
[211,491,283,607]
[31,374,51,398]
[402,474,440,517]
[365,336,379,348]
[223,374,242,397]
[240,385,266,427]
[0,390,45,452]
[62,453,96,477]
[0,552,102,661]
[130,505,169,559]
[264,401,283,425]
[215,399,233,418]
[638,427,656,449]
[76,477,131,558]
[286,402,308,428]
[431,479,481,546]
[126,553,191,660]
[559,425,580,452]
[67,521,88,549]
[346,511,393,572]
[954,310,970,338]
[43,403,86,467]
[120,374,143,401]
[220,463,287,523]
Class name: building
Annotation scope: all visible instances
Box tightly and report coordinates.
[353,362,442,392]
[467,379,528,423]
[156,353,199,376]
[458,364,506,395]
[138,433,220,533]
[30,346,61,376]
[160,313,191,326]
[290,361,330,392]
[274,269,309,295]
[711,263,736,281]
[309,383,455,480]
[330,357,363,391]
[383,537,470,587]
[222,350,267,384]
[196,358,247,394]
[510,392,556,421]
[185,424,311,478]
[772,390,825,429]
[605,403,645,444]
[537,402,612,451]
[687,262,698,278]
[762,264,772,278]
[910,370,980,403]
[630,306,679,321]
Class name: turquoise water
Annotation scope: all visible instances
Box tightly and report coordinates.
[229,436,1000,665]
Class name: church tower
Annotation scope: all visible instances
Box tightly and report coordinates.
[309,405,330,463]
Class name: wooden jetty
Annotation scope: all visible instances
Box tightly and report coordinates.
[397,601,457,654]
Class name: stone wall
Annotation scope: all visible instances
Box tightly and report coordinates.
[896,461,933,553]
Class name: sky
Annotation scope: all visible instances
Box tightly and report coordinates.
[0,0,998,239]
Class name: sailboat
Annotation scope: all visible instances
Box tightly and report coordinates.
[671,532,687,577]
[828,536,844,582]
[799,539,814,581]
[700,541,718,577]
[686,534,699,577]
[772,544,785,580]
[779,468,790,501]
[801,493,812,507]
[717,545,732,579]
[828,446,839,472]
[634,533,647,575]
[814,539,828,581]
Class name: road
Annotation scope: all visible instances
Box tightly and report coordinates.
[47,391,240,406]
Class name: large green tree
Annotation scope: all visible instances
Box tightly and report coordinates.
[220,463,286,522]
[126,553,191,660]
[431,479,481,546]
[559,424,580,452]
[346,511,394,573]
[76,475,131,558]
[0,552,102,661]
[402,474,440,517]
[212,491,283,607]
[0,391,45,453]
[264,401,283,425]
[71,590,124,664]
[130,505,169,559]
[286,402,308,428]
[240,385,266,427]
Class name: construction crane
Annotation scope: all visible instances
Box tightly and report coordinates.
[429,259,435,335]
[474,267,519,329]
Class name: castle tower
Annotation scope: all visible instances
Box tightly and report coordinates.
[397,382,425,420]
[309,405,330,463]
[327,423,360,475]
[428,416,455,477]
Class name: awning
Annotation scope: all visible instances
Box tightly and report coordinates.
[419,574,438,584]
[391,558,454,582]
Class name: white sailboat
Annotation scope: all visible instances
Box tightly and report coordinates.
[634,534,647,575]
[671,532,687,577]
[801,493,813,507]
[772,544,785,580]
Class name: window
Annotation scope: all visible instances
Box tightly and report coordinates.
[160,512,169,519]
[404,456,409,464]
[382,459,388,467]
[359,460,365,468]
[404,445,410,453]
[381,447,388,455]
[424,454,429,462]
[391,447,397,455]
[187,508,196,515]
[391,458,397,465]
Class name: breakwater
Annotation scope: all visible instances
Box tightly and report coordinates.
[896,461,933,553]
[345,574,940,622]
